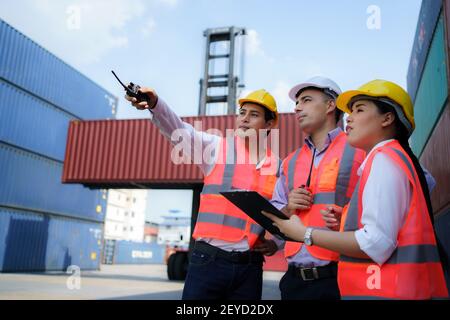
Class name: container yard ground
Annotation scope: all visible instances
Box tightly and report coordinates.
[0,264,283,300]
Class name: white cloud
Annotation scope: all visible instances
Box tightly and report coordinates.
[246,29,264,57]
[157,0,180,7]
[141,18,156,37]
[272,81,294,113]
[245,29,275,65]
[0,0,149,66]
[61,0,146,64]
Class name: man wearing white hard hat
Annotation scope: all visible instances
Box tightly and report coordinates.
[265,76,366,299]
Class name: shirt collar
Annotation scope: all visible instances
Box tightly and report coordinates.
[304,127,343,152]
[357,139,395,176]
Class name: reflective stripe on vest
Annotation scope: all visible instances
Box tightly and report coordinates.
[314,192,337,204]
[201,137,236,195]
[341,181,360,231]
[286,134,357,206]
[340,244,441,264]
[287,148,301,191]
[335,142,356,207]
[193,137,279,247]
[338,141,448,300]
[196,212,265,236]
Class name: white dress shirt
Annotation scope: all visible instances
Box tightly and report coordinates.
[354,139,412,266]
[149,98,267,252]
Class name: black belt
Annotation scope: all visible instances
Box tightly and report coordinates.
[289,262,338,281]
[194,241,264,264]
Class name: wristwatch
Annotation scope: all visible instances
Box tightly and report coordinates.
[304,228,314,246]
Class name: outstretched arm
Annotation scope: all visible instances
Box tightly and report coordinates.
[125,88,221,176]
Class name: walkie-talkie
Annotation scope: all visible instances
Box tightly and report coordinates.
[300,148,316,193]
[111,70,150,103]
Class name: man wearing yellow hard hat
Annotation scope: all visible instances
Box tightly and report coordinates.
[125,87,280,300]
[264,79,448,300]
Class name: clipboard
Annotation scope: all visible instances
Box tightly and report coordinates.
[220,190,297,241]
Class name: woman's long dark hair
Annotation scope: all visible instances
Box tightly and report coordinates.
[374,100,449,271]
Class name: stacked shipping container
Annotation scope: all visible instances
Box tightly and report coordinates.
[407,0,450,285]
[62,113,304,186]
[103,240,165,265]
[0,19,116,271]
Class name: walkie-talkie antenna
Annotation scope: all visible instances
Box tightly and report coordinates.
[111,70,149,103]
[111,70,128,90]
[305,149,316,188]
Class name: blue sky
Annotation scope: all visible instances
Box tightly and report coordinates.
[0,0,422,119]
[0,0,423,222]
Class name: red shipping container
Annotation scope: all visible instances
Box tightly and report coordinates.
[63,113,304,186]
[63,113,305,272]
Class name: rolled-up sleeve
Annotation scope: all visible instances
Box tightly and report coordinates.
[271,234,286,250]
[354,153,411,266]
[149,98,220,176]
[268,162,290,250]
[270,163,289,211]
[421,166,436,193]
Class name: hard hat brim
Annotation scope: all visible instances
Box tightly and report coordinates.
[289,82,341,102]
[288,83,323,101]
[238,98,278,124]
[336,90,385,114]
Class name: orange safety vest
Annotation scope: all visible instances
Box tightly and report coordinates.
[283,132,365,260]
[192,136,280,248]
[338,140,448,300]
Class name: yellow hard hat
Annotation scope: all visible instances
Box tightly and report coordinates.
[238,89,278,124]
[337,79,415,135]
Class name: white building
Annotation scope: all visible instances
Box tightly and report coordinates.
[104,189,147,242]
[157,210,191,249]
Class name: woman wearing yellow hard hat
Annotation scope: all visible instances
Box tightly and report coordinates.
[264,79,448,299]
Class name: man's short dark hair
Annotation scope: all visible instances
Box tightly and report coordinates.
[263,108,276,123]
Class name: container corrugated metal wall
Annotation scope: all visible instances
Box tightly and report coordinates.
[0,19,114,272]
[0,208,102,272]
[435,208,450,290]
[407,0,443,102]
[62,113,304,187]
[446,0,450,76]
[0,19,115,120]
[419,103,450,216]
[412,1,450,287]
[0,79,77,161]
[113,241,165,265]
[411,14,448,156]
[0,142,106,222]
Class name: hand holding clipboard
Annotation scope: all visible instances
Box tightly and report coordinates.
[220,191,299,241]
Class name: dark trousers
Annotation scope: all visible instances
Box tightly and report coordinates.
[182,241,264,300]
[279,264,341,300]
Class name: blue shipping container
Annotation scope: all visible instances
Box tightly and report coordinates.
[0,19,115,120]
[113,241,165,265]
[0,17,115,272]
[411,14,448,156]
[0,207,103,272]
[435,209,450,290]
[407,0,443,102]
[0,79,77,161]
[0,142,106,223]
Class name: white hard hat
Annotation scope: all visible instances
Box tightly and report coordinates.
[289,76,342,102]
